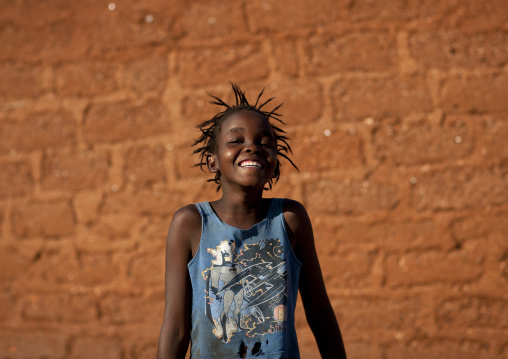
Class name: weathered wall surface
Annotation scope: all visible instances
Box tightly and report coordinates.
[1,0,507,358]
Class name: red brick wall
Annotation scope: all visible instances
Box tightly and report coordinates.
[1,0,507,358]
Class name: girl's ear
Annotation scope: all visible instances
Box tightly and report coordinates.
[206,154,219,173]
[272,160,280,179]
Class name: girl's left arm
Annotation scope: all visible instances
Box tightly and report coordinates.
[284,199,347,359]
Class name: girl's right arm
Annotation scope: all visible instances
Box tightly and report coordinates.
[157,205,202,359]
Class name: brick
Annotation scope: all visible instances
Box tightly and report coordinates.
[269,82,323,125]
[139,217,171,241]
[478,117,508,159]
[450,213,508,285]
[70,337,121,359]
[373,116,473,165]
[267,175,301,200]
[84,99,171,144]
[174,144,200,180]
[303,32,397,75]
[292,127,364,172]
[344,342,382,359]
[180,92,217,131]
[102,188,187,217]
[11,200,75,238]
[331,76,433,122]
[442,72,508,114]
[78,252,120,285]
[22,293,97,322]
[0,160,33,198]
[0,20,87,63]
[56,62,118,97]
[451,212,508,243]
[319,248,375,287]
[332,296,424,332]
[387,338,494,359]
[41,149,110,191]
[305,178,399,215]
[177,44,270,87]
[409,166,508,211]
[273,41,299,77]
[0,245,30,282]
[385,250,483,287]
[246,0,347,31]
[0,331,67,359]
[436,296,508,329]
[123,144,166,187]
[336,220,455,251]
[409,31,508,69]
[100,293,163,324]
[132,344,158,359]
[174,2,247,42]
[129,250,165,285]
[0,63,49,100]
[119,56,168,95]
[33,245,81,284]
[92,213,139,239]
[468,264,508,300]
[350,0,451,22]
[447,0,508,31]
[73,191,103,224]
[84,4,175,57]
[0,292,15,321]
[0,0,70,27]
[74,0,184,19]
[0,111,77,154]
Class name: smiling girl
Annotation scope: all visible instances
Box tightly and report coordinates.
[157,84,347,359]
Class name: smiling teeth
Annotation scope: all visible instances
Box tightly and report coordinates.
[240,161,261,168]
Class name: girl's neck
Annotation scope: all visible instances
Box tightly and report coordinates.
[210,189,269,229]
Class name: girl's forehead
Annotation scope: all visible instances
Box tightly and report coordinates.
[220,110,274,135]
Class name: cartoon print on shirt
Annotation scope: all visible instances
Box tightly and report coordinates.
[202,238,288,343]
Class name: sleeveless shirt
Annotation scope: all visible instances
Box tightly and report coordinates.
[188,198,302,359]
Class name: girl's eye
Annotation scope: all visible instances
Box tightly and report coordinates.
[229,138,242,144]
[262,140,276,148]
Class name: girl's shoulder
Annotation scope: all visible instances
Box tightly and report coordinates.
[282,198,313,247]
[282,198,310,221]
[167,204,202,256]
[171,204,201,227]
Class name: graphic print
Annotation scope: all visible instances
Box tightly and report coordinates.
[202,238,287,343]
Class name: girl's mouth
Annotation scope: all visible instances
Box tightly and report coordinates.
[239,160,263,168]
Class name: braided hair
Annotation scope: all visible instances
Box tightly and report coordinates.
[192,83,298,191]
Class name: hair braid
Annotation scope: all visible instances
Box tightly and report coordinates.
[192,83,298,191]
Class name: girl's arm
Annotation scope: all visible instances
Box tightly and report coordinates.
[157,205,201,359]
[284,199,347,359]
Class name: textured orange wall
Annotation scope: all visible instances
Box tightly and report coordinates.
[1,0,507,358]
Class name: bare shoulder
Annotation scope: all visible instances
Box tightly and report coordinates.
[283,198,311,231]
[282,199,313,250]
[283,198,308,213]
[167,204,202,256]
[171,204,201,228]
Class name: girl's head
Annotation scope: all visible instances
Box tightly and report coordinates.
[192,83,297,191]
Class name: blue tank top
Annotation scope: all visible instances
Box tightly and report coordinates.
[188,198,302,359]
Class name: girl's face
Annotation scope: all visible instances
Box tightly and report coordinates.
[207,110,278,191]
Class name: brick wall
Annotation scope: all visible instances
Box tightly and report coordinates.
[1,0,507,358]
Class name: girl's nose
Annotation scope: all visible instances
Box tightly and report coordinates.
[244,143,261,153]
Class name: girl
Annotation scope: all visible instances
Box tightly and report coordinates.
[158,84,347,359]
